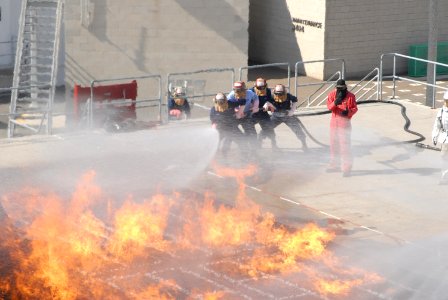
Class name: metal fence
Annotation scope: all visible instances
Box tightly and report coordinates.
[293,58,345,107]
[3,53,448,138]
[380,53,448,108]
[238,62,291,90]
[88,74,162,128]
[166,67,235,118]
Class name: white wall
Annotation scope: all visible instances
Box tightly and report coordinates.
[0,0,21,67]
[249,0,326,79]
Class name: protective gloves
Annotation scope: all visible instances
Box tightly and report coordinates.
[289,102,297,116]
[263,102,275,112]
[235,106,245,119]
[341,109,349,116]
[169,109,182,119]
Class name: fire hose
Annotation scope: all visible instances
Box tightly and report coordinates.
[295,99,437,150]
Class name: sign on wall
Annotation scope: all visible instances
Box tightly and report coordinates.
[292,17,323,33]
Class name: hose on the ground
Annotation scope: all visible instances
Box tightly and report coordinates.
[296,99,427,148]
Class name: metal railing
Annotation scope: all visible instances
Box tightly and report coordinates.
[379,53,448,108]
[294,58,345,97]
[297,71,341,108]
[1,84,54,135]
[89,74,162,128]
[238,62,291,90]
[166,67,235,119]
[350,68,380,101]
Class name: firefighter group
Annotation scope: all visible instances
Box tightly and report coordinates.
[169,78,361,178]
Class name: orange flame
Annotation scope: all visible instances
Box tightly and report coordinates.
[109,195,172,259]
[0,165,382,298]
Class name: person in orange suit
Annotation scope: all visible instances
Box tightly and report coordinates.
[326,79,358,177]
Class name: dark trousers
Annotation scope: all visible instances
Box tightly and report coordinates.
[218,127,247,154]
[255,116,276,145]
[238,117,258,148]
[271,115,307,147]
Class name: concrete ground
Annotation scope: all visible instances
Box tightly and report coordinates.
[1,66,448,298]
[0,95,446,298]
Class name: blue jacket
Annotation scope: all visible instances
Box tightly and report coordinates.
[227,89,259,116]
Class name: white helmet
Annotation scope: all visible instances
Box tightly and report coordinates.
[255,78,267,88]
[174,86,186,97]
[443,90,448,100]
[273,84,286,95]
[214,92,227,105]
[233,81,246,92]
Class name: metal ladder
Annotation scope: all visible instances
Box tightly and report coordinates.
[8,0,64,138]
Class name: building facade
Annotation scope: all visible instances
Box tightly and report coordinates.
[250,0,448,79]
[64,0,249,87]
[3,0,448,86]
[0,0,21,68]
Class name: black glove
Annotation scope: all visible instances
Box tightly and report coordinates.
[341,109,349,116]
[334,98,343,106]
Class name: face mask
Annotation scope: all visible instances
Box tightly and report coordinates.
[174,98,185,106]
[255,87,267,96]
[336,89,347,103]
[215,101,228,112]
[274,93,287,103]
[235,90,246,99]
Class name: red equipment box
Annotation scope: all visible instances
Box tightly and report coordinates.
[73,80,138,126]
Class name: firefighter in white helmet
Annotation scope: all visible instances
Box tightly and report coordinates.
[168,86,191,120]
[263,84,307,151]
[432,90,448,185]
[250,77,276,148]
[210,93,247,156]
[227,81,259,149]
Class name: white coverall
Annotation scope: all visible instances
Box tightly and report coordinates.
[432,105,448,183]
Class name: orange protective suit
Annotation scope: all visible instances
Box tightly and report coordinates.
[326,89,358,173]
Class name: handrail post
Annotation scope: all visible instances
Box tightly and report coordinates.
[392,55,397,99]
[379,55,384,101]
[89,80,95,129]
[294,62,299,97]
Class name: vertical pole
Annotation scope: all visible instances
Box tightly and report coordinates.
[426,0,438,107]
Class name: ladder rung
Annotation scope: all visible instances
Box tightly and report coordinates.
[11,112,47,119]
[19,89,50,95]
[19,73,51,79]
[25,16,57,23]
[28,0,59,3]
[25,39,55,44]
[17,80,52,87]
[21,64,53,69]
[24,24,56,29]
[22,55,53,60]
[18,97,50,103]
[22,46,54,52]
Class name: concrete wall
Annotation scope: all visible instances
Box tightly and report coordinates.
[250,0,448,80]
[249,0,326,79]
[64,0,249,87]
[325,0,448,78]
[0,0,22,67]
